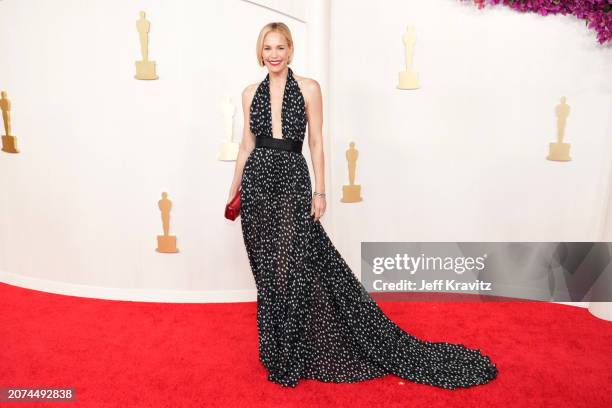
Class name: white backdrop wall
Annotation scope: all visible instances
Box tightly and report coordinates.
[0,0,322,301]
[328,0,612,278]
[0,0,610,302]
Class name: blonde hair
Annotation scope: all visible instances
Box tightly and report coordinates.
[255,22,294,67]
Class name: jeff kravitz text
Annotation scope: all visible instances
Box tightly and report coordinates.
[372,279,493,291]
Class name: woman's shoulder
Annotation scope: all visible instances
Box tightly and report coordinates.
[242,81,261,97]
[241,81,262,108]
[293,73,320,93]
[293,73,320,111]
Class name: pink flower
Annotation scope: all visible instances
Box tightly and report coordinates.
[463,0,612,44]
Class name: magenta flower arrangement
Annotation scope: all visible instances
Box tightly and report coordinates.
[462,0,612,44]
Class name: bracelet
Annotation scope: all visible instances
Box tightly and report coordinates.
[313,191,326,197]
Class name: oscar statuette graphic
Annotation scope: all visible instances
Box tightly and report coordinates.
[397,25,420,90]
[547,96,572,161]
[1,91,19,153]
[156,192,178,253]
[341,142,363,203]
[135,11,159,80]
[218,96,240,161]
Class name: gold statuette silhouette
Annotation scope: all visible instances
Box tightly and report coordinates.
[218,96,240,161]
[547,96,572,161]
[397,25,420,90]
[341,142,363,203]
[156,192,179,253]
[1,91,19,153]
[135,11,159,80]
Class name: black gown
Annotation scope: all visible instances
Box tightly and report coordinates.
[239,67,498,389]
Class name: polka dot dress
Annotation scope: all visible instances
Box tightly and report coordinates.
[240,67,498,389]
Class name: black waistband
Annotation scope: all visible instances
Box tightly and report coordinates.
[255,137,303,153]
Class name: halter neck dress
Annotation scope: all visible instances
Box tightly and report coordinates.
[239,67,498,388]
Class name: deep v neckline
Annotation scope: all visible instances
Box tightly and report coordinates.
[266,68,291,140]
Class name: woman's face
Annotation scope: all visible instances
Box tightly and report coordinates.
[262,32,291,73]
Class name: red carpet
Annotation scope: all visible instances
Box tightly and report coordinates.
[0,282,610,408]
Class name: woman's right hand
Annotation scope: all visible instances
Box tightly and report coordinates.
[227,185,240,204]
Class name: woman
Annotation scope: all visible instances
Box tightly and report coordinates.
[227,22,498,389]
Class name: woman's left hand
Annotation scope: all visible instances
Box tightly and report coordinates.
[311,195,326,221]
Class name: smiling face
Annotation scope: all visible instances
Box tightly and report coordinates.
[262,31,292,73]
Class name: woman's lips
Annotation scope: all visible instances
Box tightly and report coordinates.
[269,60,281,66]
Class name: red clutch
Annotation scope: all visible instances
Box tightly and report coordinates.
[225,188,241,221]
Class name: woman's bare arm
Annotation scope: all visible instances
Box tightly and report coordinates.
[227,84,257,203]
[303,79,326,220]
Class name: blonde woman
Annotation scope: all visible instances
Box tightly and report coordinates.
[227,22,498,389]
